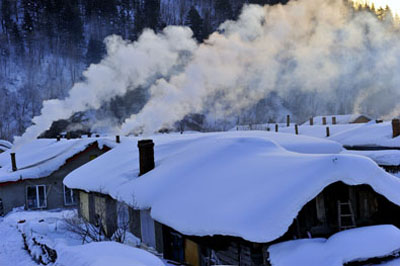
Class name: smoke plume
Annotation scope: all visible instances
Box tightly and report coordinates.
[121,0,400,135]
[18,0,400,141]
[15,27,196,145]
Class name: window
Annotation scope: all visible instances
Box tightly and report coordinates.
[64,185,77,206]
[26,185,47,209]
[117,202,130,229]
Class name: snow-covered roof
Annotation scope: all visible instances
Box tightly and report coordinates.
[268,225,400,266]
[0,140,12,152]
[329,121,400,148]
[342,149,400,166]
[278,121,400,149]
[301,114,371,125]
[65,131,400,243]
[0,138,116,183]
[64,131,343,196]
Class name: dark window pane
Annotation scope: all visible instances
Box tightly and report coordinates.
[27,186,37,209]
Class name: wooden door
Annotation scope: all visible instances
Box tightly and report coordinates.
[140,210,156,248]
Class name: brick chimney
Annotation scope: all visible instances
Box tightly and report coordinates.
[332,116,337,125]
[138,139,155,176]
[286,115,290,127]
[310,117,313,126]
[392,119,400,138]
[10,153,17,172]
[116,135,121,143]
[322,117,327,125]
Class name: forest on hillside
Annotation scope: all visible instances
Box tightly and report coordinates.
[0,0,293,140]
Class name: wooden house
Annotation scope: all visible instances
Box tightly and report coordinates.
[66,138,165,253]
[64,132,400,266]
[0,137,114,215]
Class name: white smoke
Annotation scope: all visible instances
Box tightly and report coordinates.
[15,26,197,146]
[18,0,400,141]
[121,0,400,135]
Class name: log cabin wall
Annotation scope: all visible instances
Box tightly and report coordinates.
[162,226,265,266]
[289,182,400,239]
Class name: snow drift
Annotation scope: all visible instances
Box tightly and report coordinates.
[268,225,400,266]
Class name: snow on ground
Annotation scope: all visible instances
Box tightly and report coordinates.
[268,225,400,266]
[0,216,36,266]
[56,241,165,266]
[1,209,168,266]
[65,131,400,243]
[0,137,117,183]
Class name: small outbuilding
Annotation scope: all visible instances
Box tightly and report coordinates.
[0,137,115,215]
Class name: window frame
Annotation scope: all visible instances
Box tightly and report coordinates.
[26,185,47,209]
[63,185,77,206]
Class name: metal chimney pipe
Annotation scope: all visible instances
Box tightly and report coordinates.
[138,140,155,176]
[392,119,400,138]
[116,135,120,143]
[275,124,279,132]
[10,153,17,172]
[326,126,330,137]
[295,124,299,135]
